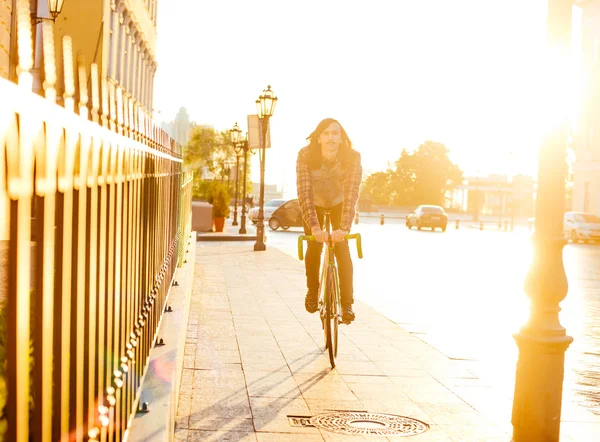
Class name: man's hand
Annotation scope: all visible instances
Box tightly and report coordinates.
[312,228,329,243]
[331,229,349,243]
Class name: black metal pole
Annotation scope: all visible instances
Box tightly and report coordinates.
[239,143,248,234]
[232,155,240,226]
[254,118,268,251]
[227,166,231,194]
[512,1,573,440]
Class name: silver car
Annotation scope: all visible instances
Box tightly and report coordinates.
[247,199,287,224]
[564,212,600,243]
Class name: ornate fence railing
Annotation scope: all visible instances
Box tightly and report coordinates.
[0,3,192,441]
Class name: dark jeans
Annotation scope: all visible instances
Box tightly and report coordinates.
[303,204,354,306]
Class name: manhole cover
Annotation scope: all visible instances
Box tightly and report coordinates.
[309,412,429,436]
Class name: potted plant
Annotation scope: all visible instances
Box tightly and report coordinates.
[210,183,231,232]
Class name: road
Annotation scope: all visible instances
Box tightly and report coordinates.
[263,218,600,415]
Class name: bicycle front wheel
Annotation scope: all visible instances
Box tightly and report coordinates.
[324,266,339,368]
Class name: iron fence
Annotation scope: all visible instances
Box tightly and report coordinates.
[0,3,192,441]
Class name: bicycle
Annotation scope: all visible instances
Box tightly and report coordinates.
[298,211,363,368]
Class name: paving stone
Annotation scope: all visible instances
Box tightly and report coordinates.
[187,429,257,441]
[256,433,323,442]
[188,416,254,432]
[304,398,366,414]
[332,361,385,376]
[293,373,358,401]
[244,370,302,399]
[437,423,509,441]
[173,429,187,441]
[195,350,241,368]
[319,431,389,442]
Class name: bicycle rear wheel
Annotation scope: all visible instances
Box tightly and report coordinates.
[324,266,338,368]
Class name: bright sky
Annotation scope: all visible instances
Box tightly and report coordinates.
[153,0,583,198]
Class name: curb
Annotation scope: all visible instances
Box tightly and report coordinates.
[127,232,196,442]
[196,233,257,242]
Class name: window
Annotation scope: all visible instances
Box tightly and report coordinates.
[420,206,444,213]
[265,199,285,208]
[584,182,590,212]
[574,213,600,223]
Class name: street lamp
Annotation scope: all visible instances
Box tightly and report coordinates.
[230,123,250,234]
[511,1,573,440]
[230,123,243,227]
[224,160,235,195]
[253,85,277,252]
[31,0,66,24]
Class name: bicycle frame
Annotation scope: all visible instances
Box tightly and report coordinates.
[298,215,363,367]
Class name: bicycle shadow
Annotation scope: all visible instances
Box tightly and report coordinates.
[183,351,333,441]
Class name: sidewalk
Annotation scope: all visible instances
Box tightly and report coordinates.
[174,242,599,441]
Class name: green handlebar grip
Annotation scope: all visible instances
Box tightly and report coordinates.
[297,235,315,260]
[297,234,362,260]
[344,233,363,259]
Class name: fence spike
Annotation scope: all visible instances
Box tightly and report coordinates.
[63,36,75,112]
[77,55,89,119]
[16,0,33,89]
[41,21,57,102]
[91,64,100,124]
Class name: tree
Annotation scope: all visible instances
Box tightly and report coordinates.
[410,141,463,206]
[183,126,251,200]
[361,171,390,205]
[361,141,463,207]
[389,149,418,206]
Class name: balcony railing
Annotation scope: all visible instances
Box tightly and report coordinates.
[0,3,192,441]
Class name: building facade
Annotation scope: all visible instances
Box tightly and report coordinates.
[0,0,159,112]
[458,174,535,220]
[574,0,600,214]
[1,0,159,114]
[0,0,17,81]
[162,107,195,146]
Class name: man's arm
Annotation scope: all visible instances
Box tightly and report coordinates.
[340,152,362,232]
[296,153,320,232]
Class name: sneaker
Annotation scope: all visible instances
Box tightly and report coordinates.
[305,290,318,313]
[341,305,355,324]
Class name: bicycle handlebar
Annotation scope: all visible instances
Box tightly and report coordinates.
[297,233,363,261]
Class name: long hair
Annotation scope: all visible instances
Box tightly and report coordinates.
[304,118,356,169]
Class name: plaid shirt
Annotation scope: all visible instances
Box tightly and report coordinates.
[296,147,362,232]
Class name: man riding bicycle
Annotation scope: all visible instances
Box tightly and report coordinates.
[296,118,362,324]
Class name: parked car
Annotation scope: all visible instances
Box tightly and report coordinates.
[564,211,600,243]
[406,205,448,231]
[247,199,287,224]
[268,199,303,230]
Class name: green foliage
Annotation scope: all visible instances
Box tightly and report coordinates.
[192,178,214,201]
[362,141,463,207]
[209,182,231,218]
[360,171,391,206]
[184,125,252,201]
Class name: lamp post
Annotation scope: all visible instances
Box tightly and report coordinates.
[511,1,573,441]
[230,123,250,234]
[31,0,66,24]
[224,160,235,195]
[230,123,244,227]
[253,85,277,251]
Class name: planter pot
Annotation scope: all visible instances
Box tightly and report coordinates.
[213,217,225,232]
